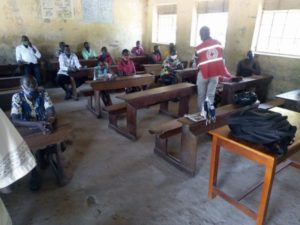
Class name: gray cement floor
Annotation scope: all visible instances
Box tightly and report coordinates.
[2,87,300,225]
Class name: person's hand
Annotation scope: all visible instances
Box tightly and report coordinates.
[36,121,53,134]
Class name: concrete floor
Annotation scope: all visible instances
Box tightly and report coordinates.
[2,87,300,225]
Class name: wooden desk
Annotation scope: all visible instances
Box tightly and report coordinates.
[130,55,148,71]
[142,64,162,76]
[175,68,198,84]
[87,74,155,118]
[208,107,300,225]
[221,75,273,105]
[276,89,300,112]
[69,68,94,79]
[113,83,196,140]
[0,76,22,91]
[18,123,72,185]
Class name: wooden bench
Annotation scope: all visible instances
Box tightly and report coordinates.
[0,76,22,91]
[0,64,22,77]
[111,83,196,140]
[149,99,285,176]
[175,68,198,84]
[104,103,127,129]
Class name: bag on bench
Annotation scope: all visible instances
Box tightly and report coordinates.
[228,108,297,155]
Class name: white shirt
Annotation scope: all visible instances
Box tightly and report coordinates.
[58,53,82,76]
[15,44,41,64]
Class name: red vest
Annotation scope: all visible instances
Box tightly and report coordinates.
[195,38,229,79]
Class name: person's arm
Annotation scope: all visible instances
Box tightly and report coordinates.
[43,91,56,124]
[252,61,261,75]
[131,60,136,75]
[236,61,242,76]
[31,44,41,59]
[16,46,23,64]
[91,50,97,58]
[74,54,82,70]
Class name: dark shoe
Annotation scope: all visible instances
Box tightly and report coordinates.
[30,170,41,191]
[64,91,72,100]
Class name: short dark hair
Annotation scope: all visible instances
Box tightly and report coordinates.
[122,49,129,55]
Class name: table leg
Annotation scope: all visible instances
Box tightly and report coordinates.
[159,101,169,113]
[256,159,276,225]
[178,96,189,116]
[94,90,102,118]
[126,104,137,138]
[208,135,220,199]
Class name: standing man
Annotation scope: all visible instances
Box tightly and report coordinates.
[57,45,82,100]
[16,35,42,85]
[81,41,97,60]
[195,26,230,115]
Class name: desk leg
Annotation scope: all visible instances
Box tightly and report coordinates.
[178,96,189,116]
[94,91,102,118]
[127,104,137,139]
[159,101,169,113]
[256,159,276,225]
[208,135,220,199]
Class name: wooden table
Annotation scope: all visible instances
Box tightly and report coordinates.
[175,68,198,84]
[221,75,273,105]
[69,68,94,79]
[114,83,196,140]
[129,55,149,71]
[276,89,300,112]
[87,74,155,117]
[142,64,162,76]
[18,123,72,185]
[208,107,300,225]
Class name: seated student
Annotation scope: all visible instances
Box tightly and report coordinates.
[81,41,97,60]
[131,40,145,56]
[57,45,82,100]
[117,49,136,76]
[98,46,114,65]
[149,45,162,64]
[55,41,65,58]
[16,35,42,85]
[160,50,183,85]
[11,75,56,191]
[162,43,176,58]
[236,50,261,77]
[94,58,113,106]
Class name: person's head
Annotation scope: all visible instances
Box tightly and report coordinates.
[59,41,65,50]
[101,46,107,54]
[20,75,38,99]
[21,35,30,46]
[154,45,160,53]
[246,50,254,60]
[136,40,141,48]
[84,41,90,50]
[169,43,176,54]
[122,49,130,60]
[64,45,71,57]
[200,26,210,41]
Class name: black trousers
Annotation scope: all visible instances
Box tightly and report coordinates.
[23,63,42,85]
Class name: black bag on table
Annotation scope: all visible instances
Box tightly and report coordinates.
[227,108,297,155]
[234,91,258,106]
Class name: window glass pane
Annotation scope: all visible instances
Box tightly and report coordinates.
[254,10,300,57]
[193,12,228,47]
[156,14,176,44]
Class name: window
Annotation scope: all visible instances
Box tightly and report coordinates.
[254,10,300,57]
[152,4,177,44]
[253,0,300,57]
[191,12,228,47]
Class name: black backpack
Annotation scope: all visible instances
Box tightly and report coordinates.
[227,108,297,155]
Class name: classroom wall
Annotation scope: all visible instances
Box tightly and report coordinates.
[145,0,300,98]
[0,0,147,64]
